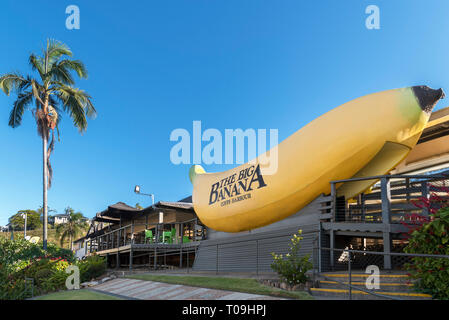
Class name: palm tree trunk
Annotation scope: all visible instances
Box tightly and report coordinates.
[42,135,48,250]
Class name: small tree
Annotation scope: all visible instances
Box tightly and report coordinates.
[404,207,449,299]
[9,210,42,231]
[55,207,88,250]
[271,229,313,286]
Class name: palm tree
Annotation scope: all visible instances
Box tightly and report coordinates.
[0,39,96,250]
[56,207,88,251]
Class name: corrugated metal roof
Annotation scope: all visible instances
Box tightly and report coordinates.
[157,201,193,210]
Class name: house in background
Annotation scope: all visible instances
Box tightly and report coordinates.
[49,214,69,226]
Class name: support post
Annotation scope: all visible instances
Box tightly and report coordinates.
[381,177,392,270]
[330,230,335,269]
[180,244,183,268]
[116,252,119,269]
[129,247,133,271]
[131,221,134,245]
[318,227,322,273]
[154,248,157,270]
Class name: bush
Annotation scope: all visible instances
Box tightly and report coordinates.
[77,255,106,282]
[39,270,68,294]
[404,207,449,299]
[0,238,74,299]
[270,230,313,286]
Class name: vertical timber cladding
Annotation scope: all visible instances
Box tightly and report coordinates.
[192,224,319,273]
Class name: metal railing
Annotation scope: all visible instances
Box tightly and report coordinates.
[327,174,449,224]
[88,218,204,254]
[315,247,449,300]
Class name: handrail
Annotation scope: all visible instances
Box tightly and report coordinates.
[317,246,449,300]
[331,174,448,184]
[320,247,449,259]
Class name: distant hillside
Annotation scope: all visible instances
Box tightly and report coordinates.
[0,225,88,249]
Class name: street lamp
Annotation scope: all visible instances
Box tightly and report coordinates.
[134,185,155,205]
[21,212,28,239]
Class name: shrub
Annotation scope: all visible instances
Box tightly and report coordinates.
[39,270,68,294]
[270,230,313,286]
[0,238,74,299]
[404,207,449,299]
[77,255,106,282]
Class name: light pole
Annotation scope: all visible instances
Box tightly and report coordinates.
[21,212,28,239]
[134,185,155,205]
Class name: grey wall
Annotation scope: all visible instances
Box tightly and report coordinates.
[192,196,324,273]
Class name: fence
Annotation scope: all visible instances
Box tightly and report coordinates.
[328,174,449,224]
[315,247,449,300]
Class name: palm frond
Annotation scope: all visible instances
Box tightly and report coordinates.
[29,54,45,79]
[45,39,72,71]
[54,85,96,131]
[9,91,33,128]
[0,73,28,96]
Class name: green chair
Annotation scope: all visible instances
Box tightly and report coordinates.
[182,236,190,243]
[161,231,172,243]
[144,229,153,244]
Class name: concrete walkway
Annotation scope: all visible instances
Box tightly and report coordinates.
[93,278,285,300]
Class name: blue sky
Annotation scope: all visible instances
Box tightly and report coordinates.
[1,0,449,225]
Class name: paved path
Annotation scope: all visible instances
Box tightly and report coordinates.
[93,278,284,300]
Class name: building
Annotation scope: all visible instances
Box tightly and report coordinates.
[76,198,206,268]
[49,214,69,225]
[80,106,449,273]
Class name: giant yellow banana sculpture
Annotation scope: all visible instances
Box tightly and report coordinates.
[190,86,444,232]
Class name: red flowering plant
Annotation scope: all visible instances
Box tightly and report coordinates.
[402,181,449,299]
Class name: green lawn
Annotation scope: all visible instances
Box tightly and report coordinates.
[34,289,123,300]
[127,274,313,300]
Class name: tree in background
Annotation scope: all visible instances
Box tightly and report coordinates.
[55,207,88,251]
[0,39,96,250]
[9,210,42,231]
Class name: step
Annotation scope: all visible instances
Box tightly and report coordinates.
[310,287,432,300]
[320,272,411,284]
[317,280,412,293]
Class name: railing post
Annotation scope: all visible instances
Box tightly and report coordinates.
[361,194,366,223]
[348,250,352,300]
[330,230,335,269]
[331,182,336,222]
[381,177,392,269]
[421,181,430,217]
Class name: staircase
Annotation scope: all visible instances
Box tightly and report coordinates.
[310,271,432,300]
